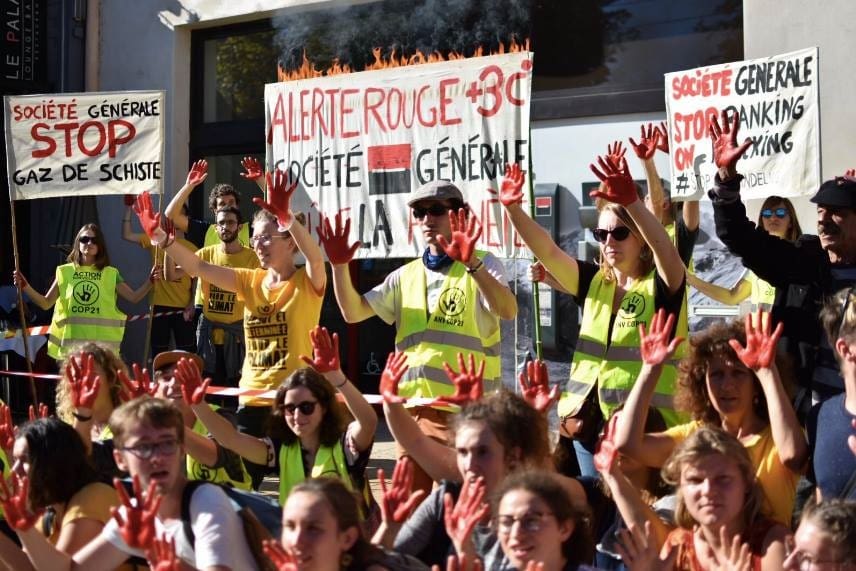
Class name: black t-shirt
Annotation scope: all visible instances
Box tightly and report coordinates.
[674,217,699,268]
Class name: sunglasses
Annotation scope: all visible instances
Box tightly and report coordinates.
[282,400,318,416]
[79,236,97,244]
[761,208,788,219]
[412,204,450,220]
[592,227,631,243]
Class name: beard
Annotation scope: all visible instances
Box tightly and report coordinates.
[219,231,237,244]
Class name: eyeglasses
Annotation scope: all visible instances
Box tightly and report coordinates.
[282,401,318,416]
[592,227,631,243]
[412,204,451,220]
[250,234,290,247]
[79,236,96,244]
[120,438,179,460]
[496,512,555,534]
[761,207,788,219]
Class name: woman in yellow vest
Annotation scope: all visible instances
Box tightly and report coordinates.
[686,196,802,312]
[14,224,157,360]
[499,158,687,477]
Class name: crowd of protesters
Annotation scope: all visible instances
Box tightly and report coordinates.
[2,107,856,571]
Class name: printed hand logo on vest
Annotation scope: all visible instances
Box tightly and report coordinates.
[193,463,212,481]
[618,292,646,320]
[257,304,273,315]
[72,281,100,305]
[438,287,466,317]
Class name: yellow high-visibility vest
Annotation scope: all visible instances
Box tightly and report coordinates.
[187,406,252,490]
[748,272,776,311]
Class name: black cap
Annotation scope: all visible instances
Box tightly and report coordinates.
[810,178,856,208]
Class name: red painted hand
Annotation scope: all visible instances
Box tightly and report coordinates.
[497,162,526,207]
[594,414,619,474]
[146,534,180,571]
[655,121,670,154]
[728,309,783,370]
[300,326,341,373]
[437,209,482,264]
[253,169,298,230]
[378,457,427,524]
[133,192,165,244]
[638,309,683,366]
[589,155,637,206]
[118,363,157,402]
[0,474,43,531]
[607,140,626,165]
[380,352,409,405]
[28,403,49,421]
[67,352,102,410]
[443,477,489,554]
[263,539,299,571]
[316,213,360,265]
[12,270,28,290]
[174,357,211,405]
[112,475,162,550]
[629,123,660,160]
[518,359,559,413]
[240,156,264,181]
[185,159,208,187]
[433,353,485,407]
[0,405,14,451]
[709,109,752,172]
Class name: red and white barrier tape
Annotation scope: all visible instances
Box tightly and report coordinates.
[7,309,185,338]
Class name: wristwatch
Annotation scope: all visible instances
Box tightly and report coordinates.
[466,259,484,274]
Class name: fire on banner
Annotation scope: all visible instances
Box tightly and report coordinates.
[265,52,533,259]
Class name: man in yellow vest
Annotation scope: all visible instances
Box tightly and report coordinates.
[320,180,518,494]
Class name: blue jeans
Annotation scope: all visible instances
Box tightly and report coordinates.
[574,437,598,478]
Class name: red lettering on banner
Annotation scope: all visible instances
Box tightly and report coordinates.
[439,78,462,125]
[31,123,57,158]
[29,120,137,159]
[670,69,733,100]
[673,107,719,143]
[267,93,286,144]
[674,145,696,171]
[311,88,328,138]
[364,88,385,133]
[340,89,360,138]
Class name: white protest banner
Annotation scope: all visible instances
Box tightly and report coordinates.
[665,47,819,201]
[265,52,532,259]
[4,90,165,200]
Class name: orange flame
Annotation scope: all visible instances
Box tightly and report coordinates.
[278,37,530,82]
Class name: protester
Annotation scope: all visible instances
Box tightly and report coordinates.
[784,499,856,570]
[132,167,326,488]
[13,223,158,360]
[319,178,517,495]
[809,287,856,500]
[123,200,197,357]
[615,309,807,526]
[708,109,856,409]
[500,156,686,476]
[177,325,377,509]
[688,195,802,311]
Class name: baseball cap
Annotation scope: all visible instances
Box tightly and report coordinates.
[407,180,464,207]
[152,350,203,373]
[810,177,856,209]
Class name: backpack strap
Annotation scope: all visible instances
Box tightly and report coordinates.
[179,480,207,549]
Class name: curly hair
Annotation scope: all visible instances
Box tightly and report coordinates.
[595,202,655,282]
[208,183,240,213]
[269,367,347,447]
[56,342,128,424]
[662,426,764,531]
[451,390,550,471]
[800,498,856,564]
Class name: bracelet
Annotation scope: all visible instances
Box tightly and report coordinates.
[466,259,484,274]
[334,377,348,389]
[72,411,92,422]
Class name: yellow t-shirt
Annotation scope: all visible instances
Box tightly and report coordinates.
[196,245,260,324]
[138,236,195,308]
[234,267,324,405]
[44,481,118,545]
[665,420,801,526]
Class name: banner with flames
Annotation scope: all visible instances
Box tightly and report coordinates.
[264,51,533,259]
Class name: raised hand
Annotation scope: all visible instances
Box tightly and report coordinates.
[380,352,409,405]
[174,357,211,406]
[589,155,637,206]
[709,109,752,174]
[443,477,489,554]
[118,363,157,402]
[629,123,660,160]
[316,212,360,265]
[728,309,783,370]
[843,168,856,184]
[594,414,619,474]
[0,405,14,451]
[112,475,162,550]
[433,353,485,407]
[497,162,526,207]
[185,159,208,188]
[240,156,264,182]
[614,521,677,571]
[12,269,28,290]
[133,192,166,245]
[28,403,49,421]
[655,121,670,154]
[528,262,546,283]
[300,326,341,374]
[704,527,751,571]
[66,352,102,410]
[432,554,484,571]
[518,359,559,413]
[378,457,426,524]
[607,140,627,164]
[253,169,298,230]
[146,534,180,571]
[437,209,482,264]
[263,539,298,571]
[0,474,43,530]
[638,309,683,366]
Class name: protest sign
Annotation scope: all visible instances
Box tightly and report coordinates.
[4,90,165,200]
[665,47,819,200]
[265,52,533,259]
